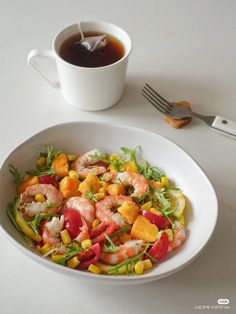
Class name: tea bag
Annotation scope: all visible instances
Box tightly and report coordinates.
[76,22,107,52]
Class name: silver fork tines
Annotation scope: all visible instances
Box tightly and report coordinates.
[141,83,172,114]
[141,83,216,125]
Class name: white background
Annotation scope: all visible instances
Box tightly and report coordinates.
[0,1,235,313]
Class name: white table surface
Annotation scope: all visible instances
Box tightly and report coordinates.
[0,1,235,313]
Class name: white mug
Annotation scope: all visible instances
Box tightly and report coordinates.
[27,21,132,111]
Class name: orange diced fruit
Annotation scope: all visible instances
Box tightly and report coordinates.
[59,176,80,198]
[117,201,140,224]
[18,176,39,193]
[51,153,69,177]
[131,215,158,242]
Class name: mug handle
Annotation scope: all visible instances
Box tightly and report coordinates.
[27,49,60,88]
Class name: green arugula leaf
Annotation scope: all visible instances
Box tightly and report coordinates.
[120,146,140,166]
[9,164,21,191]
[28,213,54,234]
[110,225,130,238]
[6,199,22,232]
[52,246,83,266]
[108,245,149,275]
[102,233,117,253]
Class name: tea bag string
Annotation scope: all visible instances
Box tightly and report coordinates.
[77,22,107,52]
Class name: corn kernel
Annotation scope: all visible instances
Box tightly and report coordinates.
[40,243,52,255]
[150,207,162,215]
[143,259,153,270]
[36,245,42,252]
[94,192,105,201]
[60,229,72,245]
[134,261,144,275]
[36,156,46,169]
[81,239,92,250]
[109,153,120,162]
[123,161,138,173]
[35,193,46,203]
[161,176,169,185]
[165,229,174,241]
[67,154,78,161]
[67,256,80,268]
[69,170,79,180]
[109,167,118,173]
[92,219,100,229]
[51,254,63,262]
[141,201,152,211]
[178,214,186,225]
[88,264,102,274]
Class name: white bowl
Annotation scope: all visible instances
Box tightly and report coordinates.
[0,122,218,285]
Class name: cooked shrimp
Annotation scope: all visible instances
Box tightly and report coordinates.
[168,222,186,251]
[75,216,90,242]
[95,195,132,227]
[20,184,63,217]
[101,239,144,265]
[72,149,107,179]
[103,171,149,197]
[42,216,64,246]
[64,196,95,228]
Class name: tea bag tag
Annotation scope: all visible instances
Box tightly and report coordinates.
[78,22,107,52]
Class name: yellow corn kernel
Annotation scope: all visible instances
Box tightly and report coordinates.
[94,192,105,201]
[119,233,132,243]
[141,201,152,211]
[143,259,153,271]
[92,219,101,229]
[35,193,46,203]
[134,261,144,275]
[109,167,118,173]
[178,214,186,225]
[51,254,63,262]
[161,176,169,185]
[165,228,174,242]
[88,264,102,274]
[67,256,80,269]
[109,153,120,162]
[36,245,42,252]
[123,161,138,173]
[150,207,162,215]
[67,153,78,162]
[81,239,92,250]
[40,243,52,255]
[36,156,46,169]
[60,229,72,245]
[69,170,79,180]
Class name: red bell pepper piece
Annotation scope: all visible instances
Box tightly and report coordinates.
[77,243,101,269]
[148,232,169,261]
[141,210,171,230]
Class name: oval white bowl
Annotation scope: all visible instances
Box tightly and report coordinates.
[0,122,218,285]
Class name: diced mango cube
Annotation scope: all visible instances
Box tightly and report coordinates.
[131,215,158,242]
[79,174,101,194]
[18,176,39,193]
[108,183,125,196]
[51,153,69,177]
[59,176,80,198]
[117,201,140,224]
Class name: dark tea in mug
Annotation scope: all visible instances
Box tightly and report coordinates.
[59,32,125,68]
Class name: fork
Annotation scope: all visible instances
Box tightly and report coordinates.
[141,83,236,138]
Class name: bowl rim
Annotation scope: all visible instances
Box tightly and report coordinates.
[0,121,218,284]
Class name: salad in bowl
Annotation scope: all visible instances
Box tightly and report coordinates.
[7,145,186,276]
